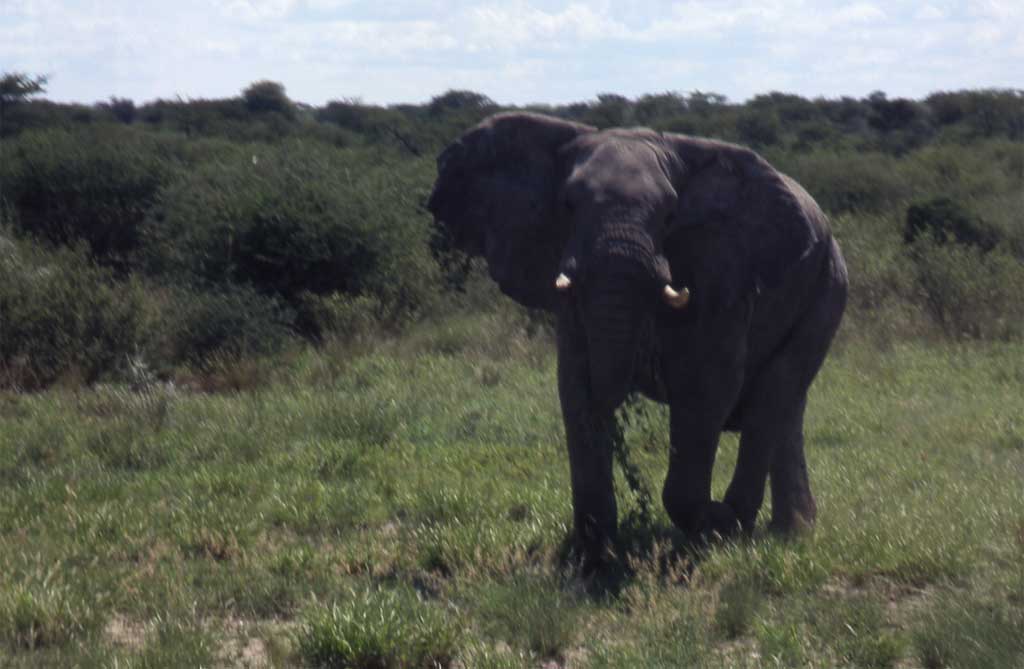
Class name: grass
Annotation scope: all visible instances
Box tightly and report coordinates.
[0,312,1022,666]
[296,587,462,668]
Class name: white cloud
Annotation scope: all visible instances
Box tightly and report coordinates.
[302,0,357,10]
[219,0,298,21]
[915,5,947,21]
[460,3,629,51]
[968,0,1023,21]
[833,3,885,25]
[643,2,759,39]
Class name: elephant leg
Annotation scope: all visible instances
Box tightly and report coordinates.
[557,310,618,565]
[662,407,738,538]
[562,406,618,562]
[769,422,816,533]
[724,396,807,534]
[730,247,845,534]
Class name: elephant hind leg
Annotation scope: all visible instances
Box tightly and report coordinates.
[728,245,846,534]
[724,392,808,534]
[768,425,816,533]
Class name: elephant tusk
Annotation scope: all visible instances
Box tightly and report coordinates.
[663,285,691,309]
[555,273,573,291]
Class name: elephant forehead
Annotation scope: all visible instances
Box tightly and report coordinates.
[566,138,675,205]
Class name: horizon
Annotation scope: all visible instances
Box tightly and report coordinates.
[8,78,1024,110]
[3,1,1022,109]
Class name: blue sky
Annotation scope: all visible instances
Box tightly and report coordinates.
[2,1,1021,106]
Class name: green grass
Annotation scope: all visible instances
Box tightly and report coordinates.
[296,587,462,668]
[1,314,1022,666]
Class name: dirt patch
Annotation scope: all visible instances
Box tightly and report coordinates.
[104,615,149,650]
[216,617,294,668]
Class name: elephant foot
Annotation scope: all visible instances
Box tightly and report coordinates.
[722,491,762,536]
[666,499,742,541]
[768,495,817,537]
[768,510,815,537]
[696,501,743,540]
[571,521,618,575]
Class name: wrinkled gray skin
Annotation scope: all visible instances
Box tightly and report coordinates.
[428,112,848,564]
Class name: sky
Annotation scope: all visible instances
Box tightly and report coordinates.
[2,1,1022,107]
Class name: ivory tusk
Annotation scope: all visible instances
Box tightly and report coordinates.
[663,285,691,309]
[555,273,572,291]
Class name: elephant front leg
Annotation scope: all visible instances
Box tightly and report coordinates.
[561,405,618,566]
[663,407,739,539]
[557,314,618,568]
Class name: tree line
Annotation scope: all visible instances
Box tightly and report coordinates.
[1,74,1022,390]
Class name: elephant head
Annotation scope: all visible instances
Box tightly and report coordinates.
[427,112,822,412]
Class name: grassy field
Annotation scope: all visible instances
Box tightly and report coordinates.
[1,312,1022,668]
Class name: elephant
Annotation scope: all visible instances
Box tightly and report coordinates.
[427,112,848,564]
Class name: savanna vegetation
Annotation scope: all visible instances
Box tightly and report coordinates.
[1,74,1022,666]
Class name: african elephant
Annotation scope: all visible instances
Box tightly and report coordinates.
[427,112,847,564]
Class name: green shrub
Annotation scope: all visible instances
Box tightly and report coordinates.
[142,141,439,326]
[910,239,1024,340]
[0,125,177,269]
[0,231,144,389]
[297,292,383,342]
[148,283,295,366]
[905,197,1000,249]
[296,587,462,668]
[830,213,915,310]
[776,150,912,214]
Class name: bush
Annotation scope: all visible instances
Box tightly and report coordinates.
[0,125,177,270]
[910,239,1024,340]
[147,283,295,366]
[296,292,383,342]
[0,231,144,389]
[905,197,999,249]
[776,150,912,214]
[142,141,439,328]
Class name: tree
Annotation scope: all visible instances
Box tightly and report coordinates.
[633,92,688,126]
[867,91,921,133]
[736,110,781,148]
[1,73,48,208]
[686,91,728,116]
[1,72,48,135]
[584,93,632,128]
[242,80,294,119]
[427,90,496,115]
[100,96,137,124]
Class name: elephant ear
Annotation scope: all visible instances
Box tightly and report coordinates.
[428,112,595,309]
[661,135,830,308]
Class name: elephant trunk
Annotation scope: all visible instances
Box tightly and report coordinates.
[583,235,663,411]
[586,276,643,411]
